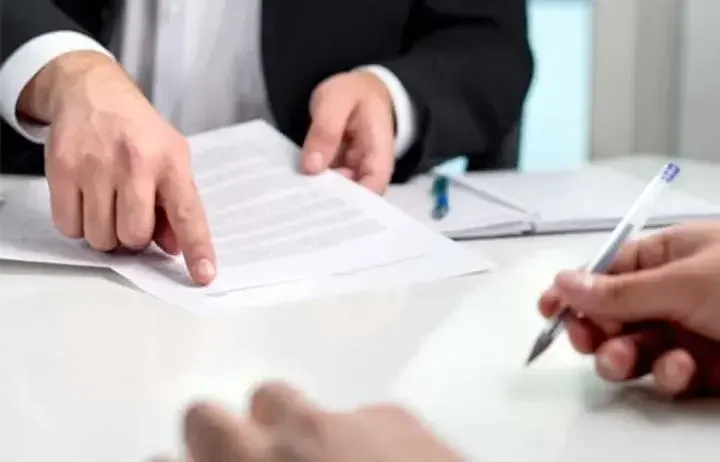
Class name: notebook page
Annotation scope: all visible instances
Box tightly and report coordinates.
[644,187,720,225]
[384,176,529,238]
[459,166,720,232]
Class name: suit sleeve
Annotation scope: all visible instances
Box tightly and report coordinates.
[1,0,113,142]
[1,0,89,64]
[381,0,534,181]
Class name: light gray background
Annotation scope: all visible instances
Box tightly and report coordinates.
[677,0,720,162]
[591,0,719,163]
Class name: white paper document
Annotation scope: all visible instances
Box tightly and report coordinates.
[0,180,110,268]
[0,121,492,311]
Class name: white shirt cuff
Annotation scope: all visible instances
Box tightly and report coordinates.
[358,65,418,159]
[0,31,115,144]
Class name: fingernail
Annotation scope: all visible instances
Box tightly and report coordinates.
[193,259,216,284]
[662,358,686,390]
[597,350,618,377]
[305,152,324,172]
[596,343,627,380]
[664,360,680,379]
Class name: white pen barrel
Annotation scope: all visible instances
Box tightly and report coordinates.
[585,165,675,271]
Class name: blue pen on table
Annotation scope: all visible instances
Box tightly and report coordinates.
[525,162,681,366]
[430,156,468,220]
[432,176,450,220]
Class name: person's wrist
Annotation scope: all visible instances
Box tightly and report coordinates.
[17,50,121,123]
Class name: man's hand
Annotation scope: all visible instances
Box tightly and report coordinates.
[538,222,720,397]
[184,381,462,462]
[18,51,216,285]
[300,71,396,195]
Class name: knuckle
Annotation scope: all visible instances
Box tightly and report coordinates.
[118,139,150,173]
[160,140,192,176]
[170,200,198,229]
[48,149,79,174]
[120,130,189,176]
[119,228,152,249]
[159,176,203,221]
[80,151,111,176]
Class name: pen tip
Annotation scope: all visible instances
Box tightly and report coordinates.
[525,333,552,366]
[525,349,541,366]
[432,205,448,220]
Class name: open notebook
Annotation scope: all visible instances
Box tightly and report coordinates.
[385,165,720,239]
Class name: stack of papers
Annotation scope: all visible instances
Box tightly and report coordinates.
[0,121,492,312]
[385,166,720,239]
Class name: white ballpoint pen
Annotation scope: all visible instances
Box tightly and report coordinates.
[526,162,681,365]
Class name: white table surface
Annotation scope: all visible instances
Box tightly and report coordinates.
[1,155,719,461]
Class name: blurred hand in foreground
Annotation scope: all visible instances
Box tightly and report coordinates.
[184,381,462,462]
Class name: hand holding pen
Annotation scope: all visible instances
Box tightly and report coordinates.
[526,163,681,364]
[537,222,720,397]
[532,164,720,397]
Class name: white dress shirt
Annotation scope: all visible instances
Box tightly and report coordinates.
[0,0,417,159]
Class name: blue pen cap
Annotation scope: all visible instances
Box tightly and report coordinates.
[662,163,680,183]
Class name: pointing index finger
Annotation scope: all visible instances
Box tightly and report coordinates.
[158,168,216,286]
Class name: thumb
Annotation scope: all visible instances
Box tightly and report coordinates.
[184,402,268,462]
[553,266,685,322]
[250,381,316,428]
[301,80,357,174]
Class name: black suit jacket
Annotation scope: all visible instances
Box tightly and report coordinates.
[1,0,534,181]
